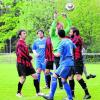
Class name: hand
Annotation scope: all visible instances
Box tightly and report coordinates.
[45,59,48,63]
[62,13,67,18]
[34,52,39,57]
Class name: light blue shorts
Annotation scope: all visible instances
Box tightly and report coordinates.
[36,60,46,70]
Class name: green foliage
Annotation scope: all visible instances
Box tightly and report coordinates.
[0,0,100,52]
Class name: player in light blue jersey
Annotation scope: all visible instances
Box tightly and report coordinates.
[32,30,47,91]
[40,30,76,100]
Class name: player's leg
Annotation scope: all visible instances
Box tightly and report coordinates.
[83,65,88,78]
[76,74,91,99]
[16,76,26,97]
[40,73,58,100]
[40,66,63,100]
[31,73,42,96]
[36,61,42,82]
[60,66,73,100]
[45,69,51,88]
[75,59,91,99]
[68,67,75,97]
[54,57,63,89]
[44,61,53,88]
[83,65,96,79]
[16,63,26,97]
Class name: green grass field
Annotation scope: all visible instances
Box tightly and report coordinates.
[0,63,100,100]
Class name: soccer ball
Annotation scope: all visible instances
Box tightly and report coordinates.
[65,3,75,11]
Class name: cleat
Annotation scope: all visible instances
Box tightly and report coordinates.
[43,86,50,89]
[83,94,91,99]
[72,94,75,98]
[86,75,90,79]
[60,87,63,90]
[16,93,22,97]
[36,92,44,96]
[40,94,53,100]
[63,97,73,100]
[86,74,96,79]
[90,74,96,78]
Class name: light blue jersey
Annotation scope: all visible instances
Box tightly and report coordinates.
[57,38,76,67]
[32,37,46,61]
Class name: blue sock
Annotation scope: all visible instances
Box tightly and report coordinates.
[50,72,53,75]
[62,81,72,100]
[49,77,57,99]
[37,73,40,82]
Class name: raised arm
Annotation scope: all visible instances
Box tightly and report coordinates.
[62,13,72,35]
[49,12,58,37]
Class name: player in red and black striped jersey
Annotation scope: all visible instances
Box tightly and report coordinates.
[68,27,91,99]
[45,37,54,88]
[16,30,42,97]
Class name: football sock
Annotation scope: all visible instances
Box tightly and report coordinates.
[62,81,72,99]
[17,82,23,93]
[78,79,89,95]
[45,73,51,88]
[69,79,75,96]
[33,79,40,93]
[49,77,57,98]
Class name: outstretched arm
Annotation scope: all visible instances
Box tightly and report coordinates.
[49,19,57,37]
[62,13,72,35]
[49,12,58,37]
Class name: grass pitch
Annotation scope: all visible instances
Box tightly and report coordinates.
[0,63,99,100]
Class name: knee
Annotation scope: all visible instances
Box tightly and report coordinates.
[68,75,74,80]
[45,69,50,75]
[36,68,41,73]
[31,73,38,79]
[76,74,82,81]
[61,78,66,84]
[20,76,26,83]
[53,73,58,78]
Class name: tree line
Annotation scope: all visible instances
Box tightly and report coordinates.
[0,0,100,52]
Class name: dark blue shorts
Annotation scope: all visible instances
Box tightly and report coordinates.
[55,65,72,79]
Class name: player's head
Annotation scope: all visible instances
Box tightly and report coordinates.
[58,29,65,38]
[37,29,44,38]
[70,27,80,36]
[17,29,26,40]
[57,22,64,30]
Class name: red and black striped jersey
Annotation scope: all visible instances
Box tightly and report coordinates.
[45,37,54,61]
[71,35,83,60]
[16,39,32,67]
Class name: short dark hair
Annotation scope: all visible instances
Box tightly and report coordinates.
[17,29,26,38]
[58,29,65,38]
[71,27,80,36]
[37,29,44,34]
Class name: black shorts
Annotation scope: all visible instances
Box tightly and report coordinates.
[17,63,36,76]
[74,58,84,75]
[68,67,75,77]
[54,57,60,68]
[46,61,54,70]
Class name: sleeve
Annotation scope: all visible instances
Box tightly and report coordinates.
[49,19,57,37]
[57,42,63,54]
[64,16,72,35]
[32,41,37,50]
